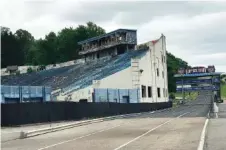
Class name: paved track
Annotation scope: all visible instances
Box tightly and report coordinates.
[205,103,226,150]
[2,96,211,150]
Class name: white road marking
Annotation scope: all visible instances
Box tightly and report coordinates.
[197,119,209,150]
[215,113,218,119]
[113,112,190,150]
[37,124,122,150]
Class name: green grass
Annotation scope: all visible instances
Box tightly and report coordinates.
[221,84,226,99]
[172,92,198,107]
[175,92,198,100]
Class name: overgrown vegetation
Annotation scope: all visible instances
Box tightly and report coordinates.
[1,22,187,92]
[175,92,198,100]
[27,67,34,73]
[221,84,226,99]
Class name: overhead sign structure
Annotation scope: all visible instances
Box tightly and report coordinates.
[174,65,223,103]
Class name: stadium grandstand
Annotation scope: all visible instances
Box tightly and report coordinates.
[1,29,168,103]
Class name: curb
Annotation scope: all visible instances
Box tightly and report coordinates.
[20,108,171,139]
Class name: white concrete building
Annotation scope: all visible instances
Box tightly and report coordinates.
[57,33,168,103]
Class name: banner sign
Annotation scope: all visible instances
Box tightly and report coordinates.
[176,86,220,92]
[177,65,215,75]
[176,78,220,85]
[176,79,212,85]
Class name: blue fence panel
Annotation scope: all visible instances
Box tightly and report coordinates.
[129,89,139,103]
[2,86,20,98]
[30,86,43,97]
[119,89,129,103]
[45,87,52,94]
[45,94,51,101]
[94,89,108,102]
[1,85,52,103]
[107,89,116,103]
[22,86,30,98]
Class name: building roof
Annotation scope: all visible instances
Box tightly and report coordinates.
[78,29,137,45]
[174,72,224,78]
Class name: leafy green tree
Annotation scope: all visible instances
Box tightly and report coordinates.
[14,29,34,64]
[1,27,22,67]
[167,52,188,92]
[57,22,105,62]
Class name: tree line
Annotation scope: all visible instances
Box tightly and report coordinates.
[1,22,105,67]
[1,22,188,92]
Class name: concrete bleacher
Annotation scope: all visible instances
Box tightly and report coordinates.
[1,49,148,94]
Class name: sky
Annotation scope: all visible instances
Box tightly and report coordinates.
[1,0,226,72]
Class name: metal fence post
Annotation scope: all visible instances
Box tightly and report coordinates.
[118,89,120,103]
[107,88,109,103]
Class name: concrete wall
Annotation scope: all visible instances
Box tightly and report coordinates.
[138,35,168,103]
[57,86,93,102]
[93,67,132,89]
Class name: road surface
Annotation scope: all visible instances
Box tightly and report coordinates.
[205,102,226,150]
[1,95,217,150]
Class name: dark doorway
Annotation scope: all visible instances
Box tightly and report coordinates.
[97,53,100,59]
[117,45,127,55]
[122,96,130,103]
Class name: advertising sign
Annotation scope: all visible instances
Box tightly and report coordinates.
[176,86,220,92]
[176,79,212,85]
[177,65,215,75]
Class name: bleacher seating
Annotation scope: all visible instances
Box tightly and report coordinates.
[1,49,148,94]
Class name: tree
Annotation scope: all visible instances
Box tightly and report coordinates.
[1,22,105,67]
[86,22,105,37]
[1,28,22,68]
[42,32,58,64]
[14,29,34,64]
[167,52,188,93]
[57,22,105,62]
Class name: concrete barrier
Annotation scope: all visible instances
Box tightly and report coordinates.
[1,131,22,142]
[20,108,172,139]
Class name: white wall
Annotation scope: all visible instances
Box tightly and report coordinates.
[94,67,132,89]
[139,35,168,103]
[57,86,93,102]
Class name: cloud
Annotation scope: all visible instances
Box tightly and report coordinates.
[0,0,225,72]
[136,11,226,72]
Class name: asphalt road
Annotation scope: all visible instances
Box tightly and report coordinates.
[1,95,212,150]
[205,103,226,150]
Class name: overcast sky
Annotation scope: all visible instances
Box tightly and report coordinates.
[1,0,226,72]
